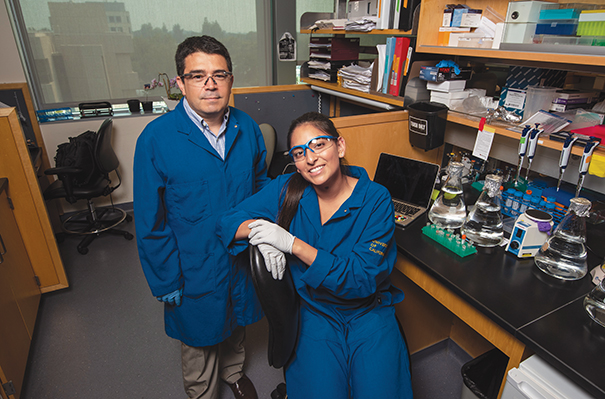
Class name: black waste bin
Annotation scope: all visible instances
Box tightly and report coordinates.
[461,348,509,399]
[407,101,448,151]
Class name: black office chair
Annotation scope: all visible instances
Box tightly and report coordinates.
[44,118,133,254]
[249,245,299,369]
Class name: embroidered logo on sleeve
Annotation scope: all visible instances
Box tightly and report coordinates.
[369,240,387,257]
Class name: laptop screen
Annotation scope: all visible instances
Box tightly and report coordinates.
[373,153,440,208]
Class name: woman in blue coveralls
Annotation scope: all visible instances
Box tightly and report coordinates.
[218,112,413,399]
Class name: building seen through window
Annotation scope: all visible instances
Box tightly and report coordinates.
[11,0,270,108]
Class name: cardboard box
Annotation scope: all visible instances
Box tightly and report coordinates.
[460,9,483,28]
[505,66,567,90]
[550,102,596,112]
[419,66,471,82]
[430,90,471,100]
[443,8,453,26]
[437,27,471,46]
[426,80,467,92]
[553,90,599,105]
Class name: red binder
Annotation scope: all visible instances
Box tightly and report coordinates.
[388,37,411,96]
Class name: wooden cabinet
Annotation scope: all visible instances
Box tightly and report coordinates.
[416,0,605,67]
[0,107,67,293]
[0,178,41,399]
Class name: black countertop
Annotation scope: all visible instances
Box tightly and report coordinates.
[395,214,605,398]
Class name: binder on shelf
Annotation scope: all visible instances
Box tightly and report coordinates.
[399,0,421,31]
[388,37,411,96]
[377,0,392,29]
[382,37,396,94]
[390,0,400,29]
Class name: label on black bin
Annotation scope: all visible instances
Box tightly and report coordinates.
[409,116,428,135]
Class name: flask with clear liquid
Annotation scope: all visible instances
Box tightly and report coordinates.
[461,174,504,247]
[428,161,467,229]
[584,278,605,328]
[534,197,591,280]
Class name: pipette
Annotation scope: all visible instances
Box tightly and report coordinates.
[576,137,601,197]
[525,124,544,180]
[514,125,532,184]
[557,133,579,191]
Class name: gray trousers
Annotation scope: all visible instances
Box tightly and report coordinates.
[181,326,246,399]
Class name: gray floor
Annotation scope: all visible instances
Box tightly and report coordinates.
[21,210,470,399]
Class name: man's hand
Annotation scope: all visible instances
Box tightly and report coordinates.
[157,288,183,306]
[257,243,286,280]
[248,220,295,254]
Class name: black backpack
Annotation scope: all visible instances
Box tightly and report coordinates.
[54,130,103,187]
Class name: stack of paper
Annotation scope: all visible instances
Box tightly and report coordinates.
[345,17,378,32]
[338,63,373,93]
[311,19,347,30]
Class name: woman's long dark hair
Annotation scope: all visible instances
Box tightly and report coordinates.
[277,112,348,230]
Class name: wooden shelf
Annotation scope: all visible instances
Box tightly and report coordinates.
[301,28,414,35]
[416,0,605,68]
[446,110,605,156]
[301,77,405,107]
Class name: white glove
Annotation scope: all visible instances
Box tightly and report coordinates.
[248,220,295,254]
[257,243,286,280]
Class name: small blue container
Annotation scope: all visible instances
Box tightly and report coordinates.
[535,20,578,35]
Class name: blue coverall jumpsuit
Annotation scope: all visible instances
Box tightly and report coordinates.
[219,166,413,399]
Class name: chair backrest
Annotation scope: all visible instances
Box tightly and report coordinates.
[94,118,119,174]
[259,123,276,169]
[249,245,299,369]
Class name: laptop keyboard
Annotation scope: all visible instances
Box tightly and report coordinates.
[394,201,421,216]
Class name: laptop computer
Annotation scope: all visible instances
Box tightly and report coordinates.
[373,153,440,228]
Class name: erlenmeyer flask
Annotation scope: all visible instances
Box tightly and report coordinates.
[584,278,605,328]
[428,161,466,229]
[534,197,591,280]
[461,174,504,247]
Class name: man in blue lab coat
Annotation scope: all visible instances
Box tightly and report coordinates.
[134,36,270,399]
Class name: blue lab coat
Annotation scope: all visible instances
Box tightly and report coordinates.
[218,166,413,399]
[134,101,270,347]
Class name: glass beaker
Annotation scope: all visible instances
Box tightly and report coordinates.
[428,161,467,229]
[584,279,605,328]
[534,197,591,281]
[461,174,504,247]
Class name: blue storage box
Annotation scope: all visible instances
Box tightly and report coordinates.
[540,8,581,20]
[535,20,578,35]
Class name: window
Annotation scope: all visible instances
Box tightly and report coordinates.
[9,0,272,108]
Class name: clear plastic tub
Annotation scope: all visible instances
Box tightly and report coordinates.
[533,34,596,45]
[523,86,559,121]
[539,3,597,20]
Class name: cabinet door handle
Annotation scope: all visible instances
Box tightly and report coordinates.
[0,233,6,255]
[0,234,4,264]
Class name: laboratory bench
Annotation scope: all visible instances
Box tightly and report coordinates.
[393,214,605,398]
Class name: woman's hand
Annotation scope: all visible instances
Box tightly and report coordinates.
[248,220,295,254]
[257,243,286,280]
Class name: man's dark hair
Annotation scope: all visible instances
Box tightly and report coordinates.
[175,36,233,76]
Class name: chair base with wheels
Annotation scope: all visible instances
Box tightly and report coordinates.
[58,200,133,255]
[44,118,133,255]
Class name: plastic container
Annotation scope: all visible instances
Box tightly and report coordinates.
[404,77,430,107]
[578,10,605,36]
[535,20,578,35]
[512,190,523,216]
[523,86,559,121]
[407,101,448,151]
[461,348,509,399]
